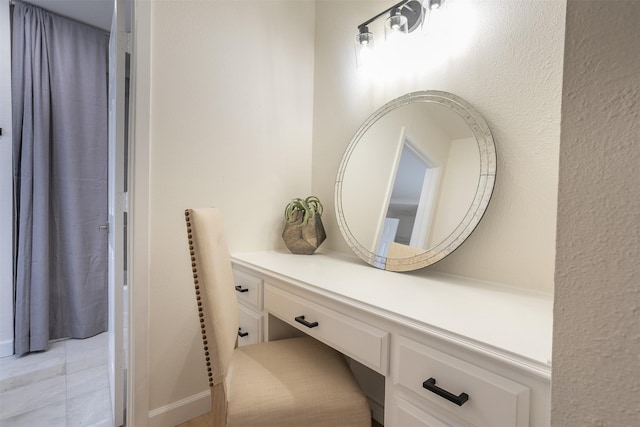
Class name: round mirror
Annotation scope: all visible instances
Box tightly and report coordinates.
[335,91,496,271]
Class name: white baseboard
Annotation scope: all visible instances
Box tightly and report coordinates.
[148,389,210,427]
[0,339,13,358]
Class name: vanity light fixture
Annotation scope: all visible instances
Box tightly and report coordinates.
[355,0,446,68]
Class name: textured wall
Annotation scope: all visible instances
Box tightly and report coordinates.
[147,0,316,413]
[313,0,565,292]
[552,1,640,425]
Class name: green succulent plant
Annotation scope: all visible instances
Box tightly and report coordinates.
[284,196,324,226]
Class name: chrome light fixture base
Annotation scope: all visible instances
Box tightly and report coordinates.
[354,0,442,47]
[400,0,427,32]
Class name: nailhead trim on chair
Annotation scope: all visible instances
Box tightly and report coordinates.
[185,210,215,388]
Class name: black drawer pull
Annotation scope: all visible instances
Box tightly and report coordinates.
[422,378,469,406]
[234,285,249,293]
[238,328,249,337]
[294,315,318,328]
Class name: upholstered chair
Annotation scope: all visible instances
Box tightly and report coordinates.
[184,208,371,427]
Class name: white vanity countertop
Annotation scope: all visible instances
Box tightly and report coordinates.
[231,250,553,373]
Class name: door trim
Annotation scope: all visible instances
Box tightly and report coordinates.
[128,0,151,424]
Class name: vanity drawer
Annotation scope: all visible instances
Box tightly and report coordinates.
[232,270,262,311]
[395,336,530,427]
[238,305,262,347]
[264,284,389,375]
[395,397,451,427]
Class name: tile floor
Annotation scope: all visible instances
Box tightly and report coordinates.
[0,333,112,427]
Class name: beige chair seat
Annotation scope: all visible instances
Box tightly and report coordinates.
[227,337,370,427]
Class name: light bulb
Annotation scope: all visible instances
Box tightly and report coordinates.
[429,0,443,10]
[355,27,375,70]
[385,9,408,41]
[356,27,374,46]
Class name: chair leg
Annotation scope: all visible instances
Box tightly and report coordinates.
[210,382,227,427]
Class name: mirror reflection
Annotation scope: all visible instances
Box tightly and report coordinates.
[336,91,496,271]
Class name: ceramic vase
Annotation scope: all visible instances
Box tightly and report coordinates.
[282,213,326,255]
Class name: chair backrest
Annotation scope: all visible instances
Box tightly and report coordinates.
[185,208,239,389]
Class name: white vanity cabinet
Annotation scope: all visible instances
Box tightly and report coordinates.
[231,251,553,427]
[232,269,265,346]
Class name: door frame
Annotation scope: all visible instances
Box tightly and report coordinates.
[108,0,128,424]
[127,0,151,424]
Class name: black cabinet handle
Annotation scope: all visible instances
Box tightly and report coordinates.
[294,315,318,328]
[234,285,249,293]
[422,378,469,406]
[238,328,248,337]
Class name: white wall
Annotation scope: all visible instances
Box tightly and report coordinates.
[313,0,565,292]
[146,0,315,419]
[552,1,640,425]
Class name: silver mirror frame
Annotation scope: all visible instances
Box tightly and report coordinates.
[335,90,497,272]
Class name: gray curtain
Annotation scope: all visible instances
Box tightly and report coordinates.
[12,1,109,355]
